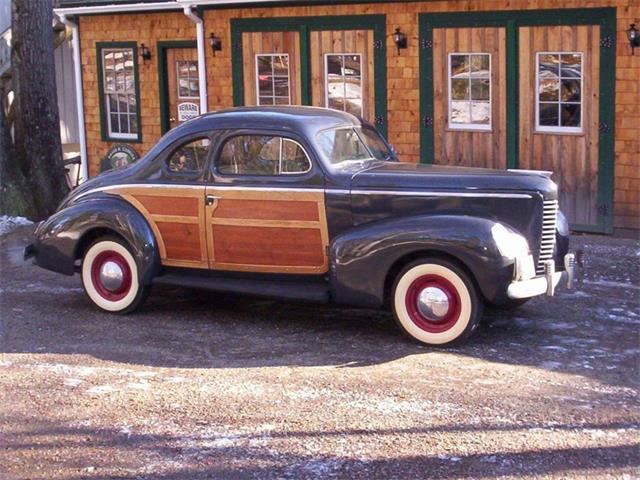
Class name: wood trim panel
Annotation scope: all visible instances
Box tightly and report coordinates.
[108,186,208,268]
[206,187,329,274]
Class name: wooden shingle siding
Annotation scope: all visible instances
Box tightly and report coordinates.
[78,0,639,233]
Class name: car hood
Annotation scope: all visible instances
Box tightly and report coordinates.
[350,162,558,197]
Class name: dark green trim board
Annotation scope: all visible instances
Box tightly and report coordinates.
[230,14,388,137]
[157,40,197,135]
[96,41,142,143]
[418,7,616,233]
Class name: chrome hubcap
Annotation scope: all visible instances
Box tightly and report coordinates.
[416,286,450,322]
[99,261,124,292]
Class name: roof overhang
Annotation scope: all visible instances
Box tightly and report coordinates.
[53,0,299,16]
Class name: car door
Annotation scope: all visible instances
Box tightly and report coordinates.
[204,132,329,274]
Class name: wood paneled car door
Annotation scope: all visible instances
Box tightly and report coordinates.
[205,134,329,274]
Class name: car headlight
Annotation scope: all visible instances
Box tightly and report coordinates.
[491,223,530,259]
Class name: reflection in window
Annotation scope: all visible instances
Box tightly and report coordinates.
[536,52,583,132]
[167,138,210,173]
[176,61,199,98]
[218,135,311,175]
[316,128,373,165]
[102,48,139,139]
[255,54,290,106]
[448,53,491,130]
[325,54,363,116]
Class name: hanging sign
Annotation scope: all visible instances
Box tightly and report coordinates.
[99,144,140,173]
[177,102,199,122]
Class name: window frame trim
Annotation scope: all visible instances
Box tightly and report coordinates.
[534,50,584,134]
[96,41,143,143]
[254,53,292,106]
[215,133,313,177]
[447,52,493,132]
[323,52,364,117]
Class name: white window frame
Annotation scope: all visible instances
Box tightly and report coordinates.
[176,60,200,100]
[255,54,291,106]
[535,51,583,134]
[447,52,492,132]
[324,53,364,117]
[101,48,138,140]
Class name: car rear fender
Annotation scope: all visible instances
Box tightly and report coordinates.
[32,195,160,284]
[329,214,516,307]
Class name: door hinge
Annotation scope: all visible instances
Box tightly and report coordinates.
[599,122,610,133]
[423,115,433,127]
[375,115,384,126]
[596,203,609,217]
[373,39,384,50]
[599,35,614,49]
[421,38,433,49]
[232,41,243,51]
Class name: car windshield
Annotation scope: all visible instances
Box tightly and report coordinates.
[316,126,393,167]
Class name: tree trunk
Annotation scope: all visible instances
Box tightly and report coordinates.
[0,89,34,218]
[5,0,68,219]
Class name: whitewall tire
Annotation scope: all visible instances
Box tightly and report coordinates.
[81,237,149,313]
[392,259,482,346]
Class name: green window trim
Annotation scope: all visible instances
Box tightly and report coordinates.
[157,40,198,135]
[96,41,143,144]
[230,14,388,138]
[419,7,616,234]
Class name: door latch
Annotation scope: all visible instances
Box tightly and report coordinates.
[205,195,220,206]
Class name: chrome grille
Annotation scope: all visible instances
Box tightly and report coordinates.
[537,200,558,274]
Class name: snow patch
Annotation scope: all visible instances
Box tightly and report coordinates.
[0,215,32,236]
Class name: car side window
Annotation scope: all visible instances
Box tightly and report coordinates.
[218,135,311,176]
[166,137,210,174]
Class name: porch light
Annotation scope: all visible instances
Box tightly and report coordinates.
[393,27,407,56]
[627,24,639,55]
[209,33,222,56]
[140,43,151,61]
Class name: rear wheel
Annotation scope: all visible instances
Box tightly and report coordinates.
[81,236,149,313]
[391,258,482,346]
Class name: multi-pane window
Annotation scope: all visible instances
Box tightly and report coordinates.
[102,48,139,139]
[256,54,290,105]
[218,135,311,176]
[536,52,583,132]
[448,53,491,130]
[325,54,363,116]
[177,61,199,98]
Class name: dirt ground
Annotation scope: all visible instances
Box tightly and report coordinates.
[0,225,638,480]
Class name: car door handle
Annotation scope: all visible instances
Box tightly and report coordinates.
[205,195,220,206]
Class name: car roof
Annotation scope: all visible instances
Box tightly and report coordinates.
[178,106,362,138]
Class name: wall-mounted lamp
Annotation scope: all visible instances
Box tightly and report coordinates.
[393,27,407,56]
[209,33,222,56]
[627,24,640,55]
[140,43,151,62]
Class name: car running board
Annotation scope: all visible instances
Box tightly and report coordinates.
[152,273,331,303]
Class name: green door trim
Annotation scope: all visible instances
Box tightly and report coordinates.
[230,14,388,137]
[157,40,198,135]
[418,7,616,234]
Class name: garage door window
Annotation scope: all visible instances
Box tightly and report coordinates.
[536,52,583,133]
[256,54,290,106]
[448,53,491,130]
[325,54,363,116]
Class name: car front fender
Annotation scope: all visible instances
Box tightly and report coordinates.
[30,195,160,284]
[329,214,517,308]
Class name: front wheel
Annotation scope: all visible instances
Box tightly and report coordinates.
[391,258,483,346]
[81,236,149,313]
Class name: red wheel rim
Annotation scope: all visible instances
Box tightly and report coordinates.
[90,250,132,301]
[404,274,461,333]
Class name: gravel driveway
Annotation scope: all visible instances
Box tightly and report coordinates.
[1,226,638,479]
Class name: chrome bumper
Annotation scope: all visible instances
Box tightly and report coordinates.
[507,251,583,300]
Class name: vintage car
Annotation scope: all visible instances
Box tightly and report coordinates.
[25,107,580,346]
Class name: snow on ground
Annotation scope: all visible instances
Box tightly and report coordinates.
[0,215,32,236]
